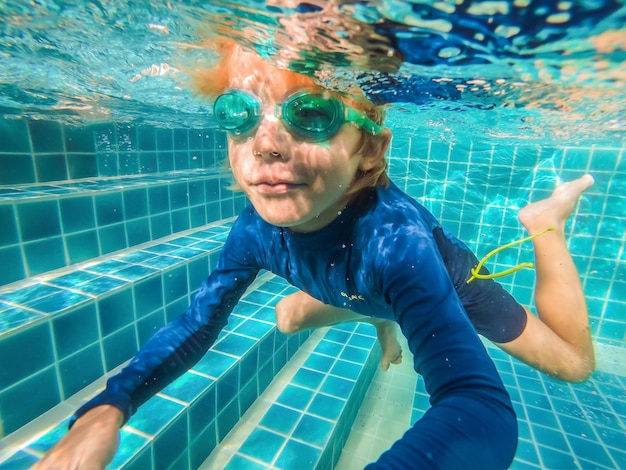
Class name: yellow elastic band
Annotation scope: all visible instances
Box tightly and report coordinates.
[466,226,556,284]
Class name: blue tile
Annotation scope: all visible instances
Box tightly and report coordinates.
[115,264,158,282]
[250,306,275,323]
[138,126,156,150]
[110,430,150,469]
[292,414,333,447]
[217,365,240,409]
[127,395,184,436]
[163,265,188,304]
[348,335,376,350]
[65,126,95,152]
[126,218,151,246]
[17,200,61,241]
[162,371,213,404]
[156,129,173,151]
[315,340,344,357]
[139,152,158,173]
[224,454,266,470]
[98,288,134,335]
[567,434,614,468]
[24,237,66,276]
[35,153,68,182]
[0,119,30,152]
[536,444,577,469]
[95,192,124,225]
[189,424,218,469]
[52,303,99,358]
[141,254,180,270]
[0,450,40,468]
[59,344,104,398]
[302,353,334,373]
[0,304,44,334]
[213,333,256,358]
[0,366,60,435]
[0,204,18,245]
[217,399,239,441]
[170,208,191,233]
[308,393,345,421]
[320,375,354,399]
[291,368,325,390]
[148,185,170,214]
[99,224,128,254]
[260,404,302,435]
[276,384,315,411]
[239,428,286,464]
[27,420,69,454]
[193,350,237,378]
[123,188,149,219]
[0,154,36,185]
[189,386,216,437]
[102,325,137,370]
[170,182,189,209]
[340,345,369,364]
[66,230,100,264]
[330,359,361,380]
[169,246,203,259]
[275,439,321,469]
[29,120,63,152]
[87,259,129,274]
[234,318,274,339]
[0,322,54,388]
[24,289,90,314]
[0,246,26,285]
[136,310,165,346]
[153,412,188,470]
[134,275,164,318]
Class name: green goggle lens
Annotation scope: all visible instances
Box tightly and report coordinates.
[213,90,382,142]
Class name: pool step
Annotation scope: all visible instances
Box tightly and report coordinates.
[199,323,381,470]
[0,212,321,468]
[0,168,246,287]
[0,270,312,468]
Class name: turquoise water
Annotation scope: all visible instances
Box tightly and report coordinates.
[1,1,625,469]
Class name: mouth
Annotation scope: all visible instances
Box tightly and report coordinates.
[252,181,307,195]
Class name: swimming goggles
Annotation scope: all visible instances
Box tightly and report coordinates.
[213,89,384,142]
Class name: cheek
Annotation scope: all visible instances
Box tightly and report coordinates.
[228,143,250,178]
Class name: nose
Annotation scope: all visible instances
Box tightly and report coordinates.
[251,113,289,161]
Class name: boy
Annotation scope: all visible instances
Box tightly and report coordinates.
[34,41,594,469]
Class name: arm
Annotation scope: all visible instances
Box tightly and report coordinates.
[35,215,262,469]
[367,233,518,469]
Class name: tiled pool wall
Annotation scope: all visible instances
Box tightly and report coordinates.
[0,119,624,465]
[0,119,235,286]
[386,136,625,351]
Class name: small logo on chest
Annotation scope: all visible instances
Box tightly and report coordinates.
[341,291,365,301]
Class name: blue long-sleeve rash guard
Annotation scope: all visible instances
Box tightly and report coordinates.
[72,181,521,469]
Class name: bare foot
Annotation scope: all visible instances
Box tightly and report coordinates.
[373,320,403,371]
[518,174,594,235]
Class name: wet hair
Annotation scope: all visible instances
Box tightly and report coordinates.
[189,38,389,193]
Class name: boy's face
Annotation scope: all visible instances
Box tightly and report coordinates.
[226,64,383,233]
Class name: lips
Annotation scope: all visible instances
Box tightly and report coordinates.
[252,181,306,194]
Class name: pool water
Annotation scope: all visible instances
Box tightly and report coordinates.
[1,1,625,468]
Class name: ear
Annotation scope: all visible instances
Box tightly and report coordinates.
[357,128,392,172]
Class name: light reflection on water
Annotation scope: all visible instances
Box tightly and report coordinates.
[0,0,624,144]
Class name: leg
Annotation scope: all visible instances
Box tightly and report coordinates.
[276,291,403,371]
[497,174,595,382]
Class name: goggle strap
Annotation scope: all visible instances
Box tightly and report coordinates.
[345,108,383,136]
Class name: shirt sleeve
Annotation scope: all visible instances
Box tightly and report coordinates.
[366,229,518,469]
[70,215,262,427]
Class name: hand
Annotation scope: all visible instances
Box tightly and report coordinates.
[31,405,123,470]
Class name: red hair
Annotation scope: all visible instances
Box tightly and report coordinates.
[188,38,389,192]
